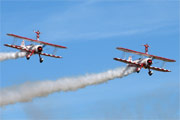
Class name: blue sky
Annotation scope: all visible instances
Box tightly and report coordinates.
[0,0,179,119]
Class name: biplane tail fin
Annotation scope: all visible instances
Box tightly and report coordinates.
[21,40,25,47]
[127,56,132,62]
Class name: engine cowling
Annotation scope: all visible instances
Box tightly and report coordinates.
[147,59,152,66]
[37,46,43,53]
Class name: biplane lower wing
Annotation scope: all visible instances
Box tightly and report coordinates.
[4,44,31,52]
[4,44,62,59]
[114,58,171,72]
[40,53,62,58]
[7,34,67,49]
[113,58,141,66]
[149,66,171,72]
[116,47,176,62]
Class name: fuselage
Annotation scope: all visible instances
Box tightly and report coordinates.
[22,44,43,59]
[128,58,153,72]
[134,58,153,68]
[24,44,43,53]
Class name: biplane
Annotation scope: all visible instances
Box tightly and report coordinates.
[114,44,176,76]
[4,31,67,63]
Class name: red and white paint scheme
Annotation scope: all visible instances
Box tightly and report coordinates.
[144,44,149,54]
[34,30,40,41]
[4,31,67,63]
[114,44,176,76]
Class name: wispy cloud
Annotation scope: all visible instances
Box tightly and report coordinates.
[28,0,178,42]
[46,27,157,41]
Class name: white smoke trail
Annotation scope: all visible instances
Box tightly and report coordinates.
[0,52,26,61]
[0,67,136,106]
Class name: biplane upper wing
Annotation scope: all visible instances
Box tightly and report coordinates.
[149,66,171,72]
[40,52,62,58]
[7,34,67,49]
[116,47,176,62]
[4,44,31,52]
[114,58,141,66]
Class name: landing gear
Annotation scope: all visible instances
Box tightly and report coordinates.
[136,67,141,73]
[26,57,30,60]
[40,58,43,63]
[39,54,43,63]
[148,71,153,76]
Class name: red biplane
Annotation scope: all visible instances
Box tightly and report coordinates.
[114,44,176,76]
[4,31,67,63]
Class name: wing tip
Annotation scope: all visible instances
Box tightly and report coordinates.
[165,60,176,62]
[116,47,121,50]
[113,58,119,60]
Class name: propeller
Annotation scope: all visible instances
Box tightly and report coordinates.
[154,61,159,64]
[42,44,50,50]
[42,44,46,48]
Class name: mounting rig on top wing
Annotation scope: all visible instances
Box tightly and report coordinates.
[114,44,176,76]
[4,30,67,63]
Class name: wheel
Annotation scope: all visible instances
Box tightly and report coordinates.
[136,68,140,73]
[26,57,30,60]
[148,71,153,76]
[40,58,43,63]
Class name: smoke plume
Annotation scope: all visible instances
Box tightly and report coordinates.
[0,67,135,106]
[0,52,26,61]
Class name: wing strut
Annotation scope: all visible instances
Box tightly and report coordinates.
[121,52,126,59]
[161,61,166,68]
[12,37,17,45]
[52,47,58,55]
